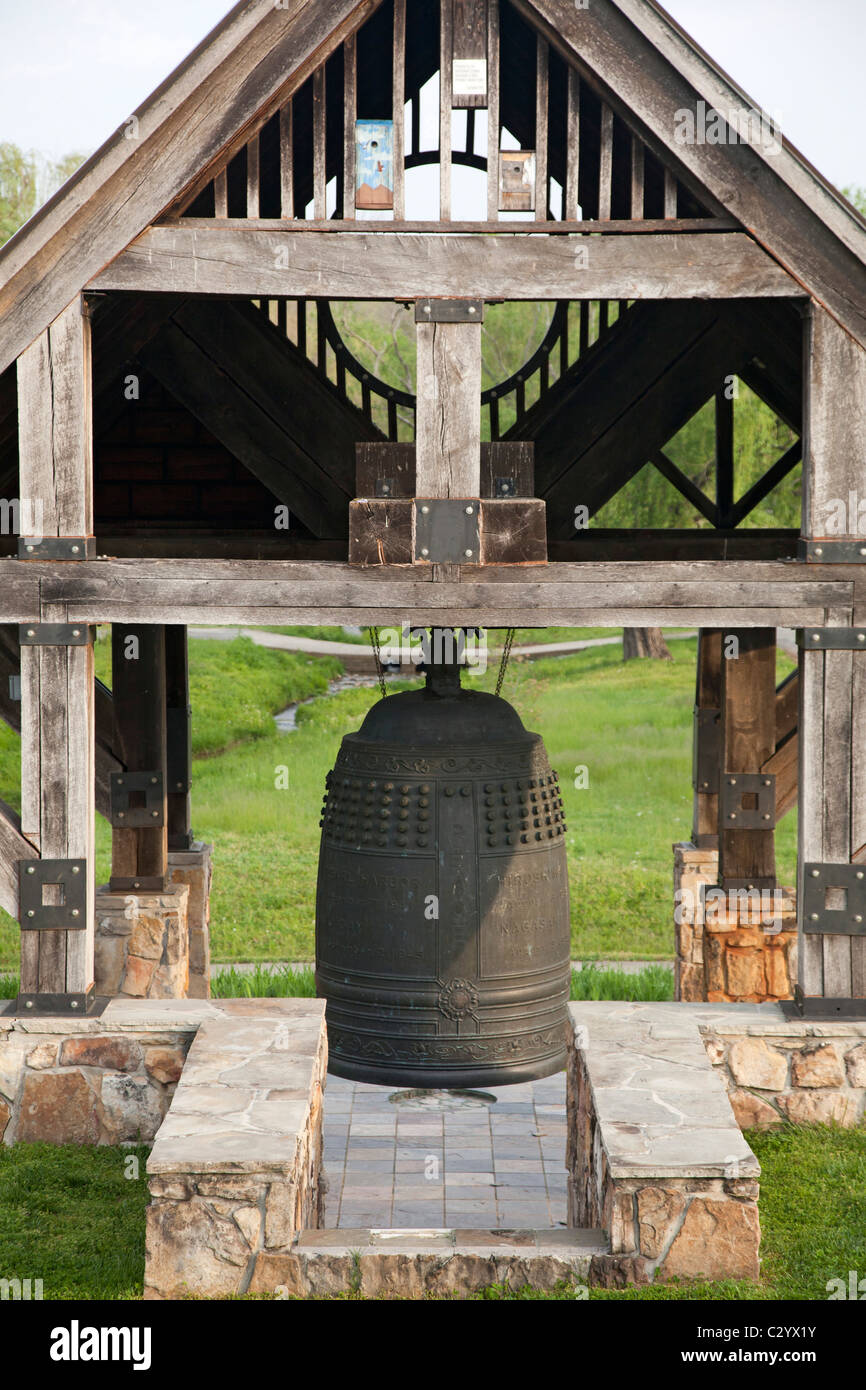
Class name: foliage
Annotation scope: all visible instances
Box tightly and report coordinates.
[0,143,87,247]
[842,185,866,217]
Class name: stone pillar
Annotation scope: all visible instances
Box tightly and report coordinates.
[94,884,189,999]
[167,843,212,999]
[674,842,797,1002]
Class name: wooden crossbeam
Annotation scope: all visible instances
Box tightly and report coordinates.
[89,227,797,300]
[0,800,38,921]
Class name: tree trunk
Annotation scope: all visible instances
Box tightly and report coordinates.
[623,627,673,661]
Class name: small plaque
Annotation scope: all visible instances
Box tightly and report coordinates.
[453,58,487,98]
[356,121,394,212]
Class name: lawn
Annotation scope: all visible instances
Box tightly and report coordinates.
[0,1124,860,1301]
[0,629,798,966]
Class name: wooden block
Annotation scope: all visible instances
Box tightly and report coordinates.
[499,152,536,212]
[481,442,535,498]
[479,499,546,564]
[348,499,413,565]
[355,443,416,498]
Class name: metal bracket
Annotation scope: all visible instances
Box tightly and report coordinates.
[18,537,95,560]
[798,538,866,563]
[110,770,165,828]
[166,707,191,794]
[796,628,866,650]
[802,863,866,935]
[781,985,866,1021]
[494,476,517,498]
[415,299,485,324]
[108,875,167,893]
[14,991,108,1018]
[692,707,721,792]
[719,772,776,829]
[415,500,480,564]
[19,623,92,647]
[375,477,397,499]
[18,858,87,930]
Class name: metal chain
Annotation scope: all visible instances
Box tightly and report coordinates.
[495,629,516,697]
[368,627,388,699]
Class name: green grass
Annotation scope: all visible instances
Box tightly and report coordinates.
[0,630,799,966]
[0,1143,150,1300]
[1,1124,859,1301]
[207,963,674,1003]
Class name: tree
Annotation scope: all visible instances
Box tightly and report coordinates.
[842,185,866,217]
[0,143,87,249]
[623,628,672,661]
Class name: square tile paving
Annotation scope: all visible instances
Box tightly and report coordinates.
[321,1071,568,1230]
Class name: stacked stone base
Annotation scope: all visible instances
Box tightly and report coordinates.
[144,1001,326,1299]
[674,843,797,1002]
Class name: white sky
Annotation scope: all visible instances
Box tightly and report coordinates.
[0,0,863,192]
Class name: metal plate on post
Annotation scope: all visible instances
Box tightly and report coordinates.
[18,858,87,930]
[415,299,485,324]
[798,538,866,563]
[19,624,92,646]
[719,772,776,829]
[796,628,866,650]
[13,992,108,1018]
[802,863,866,935]
[18,537,95,560]
[415,501,480,564]
[110,770,165,828]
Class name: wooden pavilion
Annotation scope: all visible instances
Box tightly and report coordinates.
[0,0,865,1014]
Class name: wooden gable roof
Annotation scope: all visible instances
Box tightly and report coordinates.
[0,0,865,380]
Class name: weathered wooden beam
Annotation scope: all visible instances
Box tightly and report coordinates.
[719,628,777,889]
[692,629,722,849]
[19,607,96,996]
[0,800,38,922]
[111,625,167,890]
[165,625,193,852]
[89,227,798,300]
[415,319,482,496]
[17,296,93,540]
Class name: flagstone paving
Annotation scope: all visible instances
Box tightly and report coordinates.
[321,1072,568,1230]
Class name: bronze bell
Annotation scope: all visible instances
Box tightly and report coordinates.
[315,630,571,1088]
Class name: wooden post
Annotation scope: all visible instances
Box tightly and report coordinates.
[17,295,96,1002]
[415,317,482,497]
[799,303,866,997]
[692,629,722,850]
[110,625,168,890]
[165,626,193,852]
[719,628,777,890]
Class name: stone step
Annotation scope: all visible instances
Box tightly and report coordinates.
[252,1227,609,1298]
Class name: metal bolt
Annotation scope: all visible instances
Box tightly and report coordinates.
[26,865,35,875]
[728,778,737,786]
[26,1000,33,1009]
[812,633,821,642]
[468,306,477,315]
[858,872,865,881]
[728,813,737,820]
[151,777,158,785]
[72,628,80,637]
[814,547,823,556]
[26,910,35,918]
[764,779,772,787]
[810,912,820,921]
[71,909,79,918]
[71,866,79,875]
[855,915,864,924]
[424,304,431,314]
[118,811,125,818]
[763,813,771,821]
[861,548,866,557]
[71,546,80,555]
[420,548,429,558]
[151,810,159,818]
[27,628,35,638]
[811,869,820,877]
[133,882,141,889]
[26,545,34,554]
[177,782,184,791]
[464,549,473,558]
[465,506,474,515]
[117,778,124,786]
[71,1000,78,1009]
[421,505,430,515]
